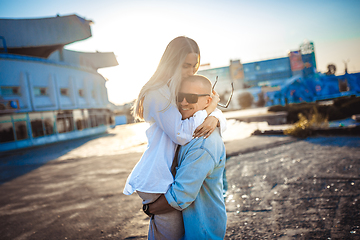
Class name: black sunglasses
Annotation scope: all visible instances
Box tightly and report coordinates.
[177,93,210,104]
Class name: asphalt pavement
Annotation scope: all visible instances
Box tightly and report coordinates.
[225,136,360,239]
[0,121,359,239]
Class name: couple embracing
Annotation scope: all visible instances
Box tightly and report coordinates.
[123,36,227,240]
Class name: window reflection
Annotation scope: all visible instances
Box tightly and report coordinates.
[0,108,113,146]
[83,109,89,129]
[89,109,98,128]
[42,112,55,135]
[56,111,74,133]
[13,114,28,141]
[73,109,84,131]
[96,110,106,126]
[15,122,28,140]
[0,116,14,143]
[29,112,44,138]
[106,110,115,125]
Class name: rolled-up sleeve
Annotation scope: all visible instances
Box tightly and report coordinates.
[165,148,215,211]
[144,90,208,145]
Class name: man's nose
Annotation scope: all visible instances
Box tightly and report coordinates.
[180,97,188,105]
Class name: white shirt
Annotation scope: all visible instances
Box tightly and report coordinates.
[123,84,227,195]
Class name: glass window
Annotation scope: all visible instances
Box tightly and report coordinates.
[56,111,74,133]
[1,86,20,96]
[73,109,85,131]
[33,87,47,96]
[96,110,106,126]
[29,112,44,138]
[100,114,106,125]
[89,109,98,128]
[83,109,89,129]
[13,114,28,141]
[110,114,115,125]
[106,111,114,125]
[78,89,84,97]
[56,114,66,133]
[60,88,69,96]
[0,116,14,143]
[14,121,28,140]
[43,112,55,135]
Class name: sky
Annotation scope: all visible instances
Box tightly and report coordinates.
[1,0,360,105]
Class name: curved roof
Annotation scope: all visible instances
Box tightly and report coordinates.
[0,15,92,58]
[48,49,118,70]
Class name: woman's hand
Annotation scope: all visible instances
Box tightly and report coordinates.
[193,116,219,139]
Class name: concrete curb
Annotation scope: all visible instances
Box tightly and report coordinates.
[251,125,360,137]
[225,136,298,157]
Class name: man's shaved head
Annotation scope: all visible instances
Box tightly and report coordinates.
[182,75,212,94]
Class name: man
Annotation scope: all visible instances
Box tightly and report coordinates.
[146,75,227,239]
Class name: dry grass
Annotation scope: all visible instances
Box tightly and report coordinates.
[284,107,329,138]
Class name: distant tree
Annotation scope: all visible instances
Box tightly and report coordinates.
[238,92,254,109]
[325,64,336,75]
[219,90,229,106]
[256,92,266,107]
[343,59,349,74]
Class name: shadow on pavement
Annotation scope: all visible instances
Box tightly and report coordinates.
[304,136,360,148]
[0,132,115,184]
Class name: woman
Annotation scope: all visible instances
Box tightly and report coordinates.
[123,36,227,239]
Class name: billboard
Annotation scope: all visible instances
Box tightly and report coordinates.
[289,50,304,72]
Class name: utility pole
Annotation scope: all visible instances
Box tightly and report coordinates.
[343,59,350,74]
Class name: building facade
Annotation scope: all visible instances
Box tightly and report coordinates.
[0,15,118,152]
[198,41,317,109]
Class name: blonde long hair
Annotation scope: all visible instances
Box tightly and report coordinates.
[132,36,200,121]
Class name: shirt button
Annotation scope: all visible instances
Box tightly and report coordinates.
[177,132,180,135]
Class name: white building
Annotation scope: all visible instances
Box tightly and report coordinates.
[0,15,118,152]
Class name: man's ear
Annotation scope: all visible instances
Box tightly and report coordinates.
[205,96,212,107]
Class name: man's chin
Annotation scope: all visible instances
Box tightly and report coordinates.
[181,113,192,120]
[180,108,196,119]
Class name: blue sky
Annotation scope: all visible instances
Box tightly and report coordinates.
[1,0,360,104]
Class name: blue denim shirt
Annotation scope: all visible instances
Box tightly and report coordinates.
[165,129,227,240]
